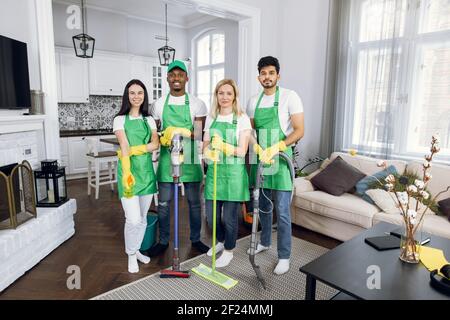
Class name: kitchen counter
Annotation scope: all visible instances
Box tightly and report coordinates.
[60,129,114,137]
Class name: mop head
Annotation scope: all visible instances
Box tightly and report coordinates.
[192,263,238,290]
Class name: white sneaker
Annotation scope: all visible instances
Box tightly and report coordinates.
[273,259,290,275]
[128,254,139,273]
[136,251,150,264]
[215,250,233,268]
[207,242,224,257]
[247,243,270,255]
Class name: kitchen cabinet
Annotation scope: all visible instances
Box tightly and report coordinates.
[62,135,117,177]
[130,57,168,102]
[89,52,130,96]
[55,47,90,103]
[67,136,89,175]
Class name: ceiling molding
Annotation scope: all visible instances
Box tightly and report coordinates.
[185,15,217,29]
[53,0,188,29]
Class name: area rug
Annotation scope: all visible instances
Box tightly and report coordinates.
[93,234,338,300]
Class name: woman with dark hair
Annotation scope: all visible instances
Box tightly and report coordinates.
[113,79,159,273]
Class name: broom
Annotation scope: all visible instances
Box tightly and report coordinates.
[192,153,238,289]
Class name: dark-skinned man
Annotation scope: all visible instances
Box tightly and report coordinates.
[149,60,209,256]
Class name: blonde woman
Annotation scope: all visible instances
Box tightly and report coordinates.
[202,79,252,267]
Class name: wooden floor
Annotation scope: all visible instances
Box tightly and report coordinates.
[0,179,341,300]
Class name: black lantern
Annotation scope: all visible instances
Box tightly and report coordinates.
[34,160,68,207]
[72,0,95,58]
[158,4,175,66]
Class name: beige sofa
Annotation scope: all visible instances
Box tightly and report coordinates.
[291,152,450,241]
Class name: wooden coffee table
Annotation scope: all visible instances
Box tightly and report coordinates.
[300,221,450,300]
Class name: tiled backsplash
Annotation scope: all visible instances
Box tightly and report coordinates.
[58,96,122,130]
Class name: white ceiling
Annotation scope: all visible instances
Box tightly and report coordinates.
[55,0,218,28]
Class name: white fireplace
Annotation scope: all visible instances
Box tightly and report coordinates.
[0,115,76,292]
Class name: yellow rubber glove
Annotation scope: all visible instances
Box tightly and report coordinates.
[253,143,264,157]
[159,135,171,147]
[162,126,191,140]
[203,148,220,163]
[211,134,235,157]
[121,156,135,198]
[117,145,148,158]
[260,141,287,165]
[129,144,148,156]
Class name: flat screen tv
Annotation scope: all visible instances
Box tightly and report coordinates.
[0,35,31,109]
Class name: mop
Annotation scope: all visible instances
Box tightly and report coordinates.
[249,151,295,289]
[192,152,238,289]
[160,134,190,278]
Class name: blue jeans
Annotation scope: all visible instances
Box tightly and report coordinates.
[157,182,202,245]
[259,189,292,259]
[205,200,240,250]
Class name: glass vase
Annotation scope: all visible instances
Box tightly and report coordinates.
[399,224,421,264]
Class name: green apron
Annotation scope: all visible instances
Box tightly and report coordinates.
[156,94,203,183]
[117,115,157,198]
[250,86,293,191]
[204,113,250,202]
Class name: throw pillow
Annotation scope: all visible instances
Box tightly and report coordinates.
[438,198,450,222]
[366,189,436,215]
[355,165,398,204]
[310,156,366,196]
[305,158,331,181]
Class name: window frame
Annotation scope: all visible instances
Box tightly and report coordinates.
[343,0,450,162]
[194,30,225,110]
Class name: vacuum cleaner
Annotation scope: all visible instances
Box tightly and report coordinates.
[248,151,295,289]
[160,133,190,278]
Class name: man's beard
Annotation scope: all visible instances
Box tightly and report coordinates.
[262,81,276,89]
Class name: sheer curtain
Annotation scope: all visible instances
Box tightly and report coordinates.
[333,0,410,159]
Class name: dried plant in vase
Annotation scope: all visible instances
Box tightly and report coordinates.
[376,135,450,263]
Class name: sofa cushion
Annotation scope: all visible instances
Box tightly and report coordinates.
[355,165,398,203]
[330,152,407,176]
[310,156,366,196]
[305,158,332,181]
[366,189,434,215]
[438,198,450,221]
[294,191,380,228]
[373,212,450,239]
[294,177,315,193]
[405,161,450,201]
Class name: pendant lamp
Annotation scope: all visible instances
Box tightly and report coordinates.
[72,0,95,58]
[158,4,175,66]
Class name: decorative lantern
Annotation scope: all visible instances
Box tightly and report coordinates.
[34,160,68,207]
[158,3,176,66]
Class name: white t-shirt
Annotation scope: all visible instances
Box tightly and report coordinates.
[152,94,208,128]
[112,114,157,132]
[204,112,252,145]
[246,87,304,136]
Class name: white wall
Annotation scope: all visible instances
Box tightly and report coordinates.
[277,0,330,164]
[0,0,41,91]
[237,0,330,164]
[52,2,188,58]
[237,0,281,57]
[187,18,239,83]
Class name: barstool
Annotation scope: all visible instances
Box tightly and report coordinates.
[86,138,118,199]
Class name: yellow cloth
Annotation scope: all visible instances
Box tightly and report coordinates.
[120,156,135,198]
[203,148,220,162]
[260,141,287,164]
[420,246,449,276]
[211,134,235,157]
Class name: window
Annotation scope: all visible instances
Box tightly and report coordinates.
[195,32,225,110]
[343,0,450,160]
